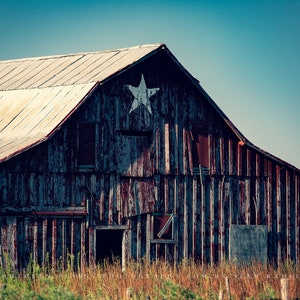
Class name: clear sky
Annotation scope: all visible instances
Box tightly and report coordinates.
[1,0,299,168]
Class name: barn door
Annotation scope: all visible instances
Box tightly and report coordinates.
[96,228,125,264]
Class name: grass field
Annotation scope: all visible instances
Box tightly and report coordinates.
[0,256,299,299]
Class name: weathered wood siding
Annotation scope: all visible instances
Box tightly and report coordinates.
[0,51,299,268]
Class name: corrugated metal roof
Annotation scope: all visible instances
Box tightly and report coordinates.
[0,44,163,162]
[0,44,162,90]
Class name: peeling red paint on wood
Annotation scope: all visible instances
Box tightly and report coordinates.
[0,49,299,269]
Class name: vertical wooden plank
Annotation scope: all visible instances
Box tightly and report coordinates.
[224,181,231,259]
[255,154,261,225]
[81,219,86,268]
[137,215,141,260]
[245,179,250,225]
[276,165,282,263]
[192,176,197,260]
[286,170,291,260]
[52,219,57,266]
[126,219,132,261]
[174,124,179,174]
[266,160,272,232]
[164,176,169,211]
[219,136,225,175]
[116,175,121,224]
[33,219,38,263]
[182,128,187,175]
[236,143,243,176]
[8,217,18,269]
[108,176,114,225]
[246,149,251,177]
[187,130,193,174]
[173,175,178,263]
[200,170,205,263]
[42,219,47,265]
[70,219,75,257]
[218,177,225,262]
[99,176,104,221]
[24,218,30,266]
[89,227,95,266]
[146,213,151,263]
[155,127,160,173]
[95,123,100,172]
[296,175,300,264]
[228,138,233,175]
[183,176,188,260]
[210,177,214,263]
[0,219,7,268]
[210,134,216,175]
[165,123,170,174]
[61,219,66,267]
[121,228,126,272]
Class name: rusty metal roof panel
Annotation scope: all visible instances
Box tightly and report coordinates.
[0,83,96,162]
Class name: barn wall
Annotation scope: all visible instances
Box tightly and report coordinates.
[0,51,299,268]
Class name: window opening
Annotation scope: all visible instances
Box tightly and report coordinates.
[191,125,209,169]
[79,123,95,167]
[152,213,175,241]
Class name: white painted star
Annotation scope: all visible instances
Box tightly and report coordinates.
[127,74,159,114]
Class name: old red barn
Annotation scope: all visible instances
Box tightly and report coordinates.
[0,44,299,268]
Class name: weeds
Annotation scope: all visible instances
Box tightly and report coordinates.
[0,257,299,299]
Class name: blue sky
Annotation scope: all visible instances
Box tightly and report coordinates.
[1,0,299,168]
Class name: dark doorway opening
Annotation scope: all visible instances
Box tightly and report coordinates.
[96,230,123,264]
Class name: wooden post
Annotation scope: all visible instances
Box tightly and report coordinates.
[219,276,230,300]
[218,289,224,300]
[281,278,289,300]
[125,287,133,299]
[225,276,230,295]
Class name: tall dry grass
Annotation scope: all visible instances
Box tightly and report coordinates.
[1,256,299,299]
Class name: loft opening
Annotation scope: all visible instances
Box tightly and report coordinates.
[78,123,96,168]
[190,124,209,170]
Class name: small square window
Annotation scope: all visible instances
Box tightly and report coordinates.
[152,213,175,240]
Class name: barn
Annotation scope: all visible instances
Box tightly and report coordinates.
[0,44,299,269]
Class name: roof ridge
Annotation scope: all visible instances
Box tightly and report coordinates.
[0,43,164,63]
